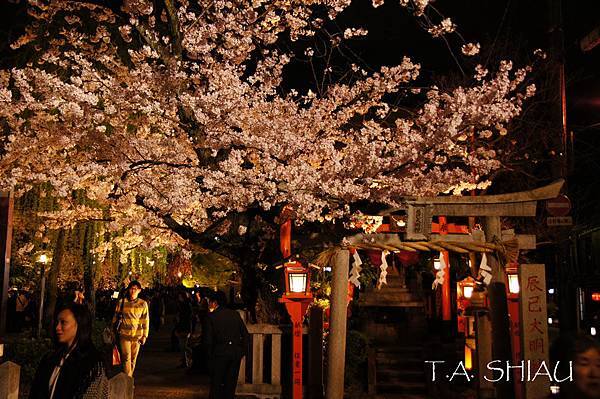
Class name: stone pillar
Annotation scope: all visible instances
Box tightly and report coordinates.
[326,249,349,399]
[108,372,133,399]
[475,312,494,399]
[484,216,514,399]
[0,361,20,399]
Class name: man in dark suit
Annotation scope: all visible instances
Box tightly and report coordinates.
[203,290,249,399]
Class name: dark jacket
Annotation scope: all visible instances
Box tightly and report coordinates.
[175,300,193,334]
[203,306,249,357]
[29,344,108,399]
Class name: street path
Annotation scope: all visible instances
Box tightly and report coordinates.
[133,319,209,399]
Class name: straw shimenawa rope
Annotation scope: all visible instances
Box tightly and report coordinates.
[311,237,520,270]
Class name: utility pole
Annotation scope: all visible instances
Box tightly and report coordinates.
[0,192,14,335]
[547,0,578,334]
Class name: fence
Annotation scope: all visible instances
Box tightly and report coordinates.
[236,323,283,399]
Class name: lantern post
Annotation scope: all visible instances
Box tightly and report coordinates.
[279,259,313,399]
[36,253,49,338]
[506,263,523,399]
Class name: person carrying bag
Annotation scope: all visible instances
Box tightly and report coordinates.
[103,297,125,367]
[112,281,149,377]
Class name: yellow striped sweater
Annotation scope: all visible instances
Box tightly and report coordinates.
[112,298,149,341]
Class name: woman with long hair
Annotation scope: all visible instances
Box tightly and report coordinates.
[29,303,108,399]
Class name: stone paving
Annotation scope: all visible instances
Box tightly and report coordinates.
[133,321,209,399]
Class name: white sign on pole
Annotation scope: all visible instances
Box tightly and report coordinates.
[519,264,550,399]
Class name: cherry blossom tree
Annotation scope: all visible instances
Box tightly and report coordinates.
[0,0,538,313]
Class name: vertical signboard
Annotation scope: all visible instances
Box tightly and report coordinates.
[519,264,550,399]
[406,204,432,240]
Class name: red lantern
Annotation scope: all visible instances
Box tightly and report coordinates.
[396,250,420,267]
[367,250,382,267]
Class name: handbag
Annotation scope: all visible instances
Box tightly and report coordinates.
[107,298,125,344]
[112,345,121,366]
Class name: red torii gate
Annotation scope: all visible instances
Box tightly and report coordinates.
[370,214,470,322]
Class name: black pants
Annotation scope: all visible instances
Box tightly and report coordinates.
[209,348,243,399]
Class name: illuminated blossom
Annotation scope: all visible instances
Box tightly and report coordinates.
[0,0,536,251]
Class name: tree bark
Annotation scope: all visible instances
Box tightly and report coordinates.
[45,228,65,329]
[83,223,97,318]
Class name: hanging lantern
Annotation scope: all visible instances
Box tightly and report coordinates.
[433,256,442,270]
[396,251,420,267]
[367,250,383,267]
[463,285,474,299]
[459,276,476,299]
[507,274,520,294]
[506,263,520,295]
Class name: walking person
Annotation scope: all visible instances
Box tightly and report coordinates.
[112,280,149,377]
[29,303,108,399]
[15,289,29,332]
[174,291,193,367]
[149,289,165,332]
[203,291,249,399]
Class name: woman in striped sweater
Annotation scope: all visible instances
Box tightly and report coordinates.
[112,280,149,377]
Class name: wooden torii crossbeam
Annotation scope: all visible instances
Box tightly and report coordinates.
[390,179,564,217]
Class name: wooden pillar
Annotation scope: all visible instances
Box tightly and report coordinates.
[309,306,324,399]
[0,361,20,399]
[472,230,494,398]
[0,192,14,336]
[252,333,264,384]
[272,332,282,386]
[475,311,494,398]
[282,301,310,399]
[439,216,451,321]
[508,296,523,399]
[326,249,349,399]
[484,216,514,399]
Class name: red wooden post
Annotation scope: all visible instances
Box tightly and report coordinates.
[281,219,292,259]
[279,214,313,399]
[280,300,311,399]
[506,263,523,399]
[439,216,452,321]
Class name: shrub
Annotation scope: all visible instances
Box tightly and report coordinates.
[345,330,368,391]
[4,335,53,387]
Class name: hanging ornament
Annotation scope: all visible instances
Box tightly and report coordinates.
[432,252,447,289]
[478,253,493,285]
[432,268,445,289]
[349,250,363,288]
[377,250,389,290]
